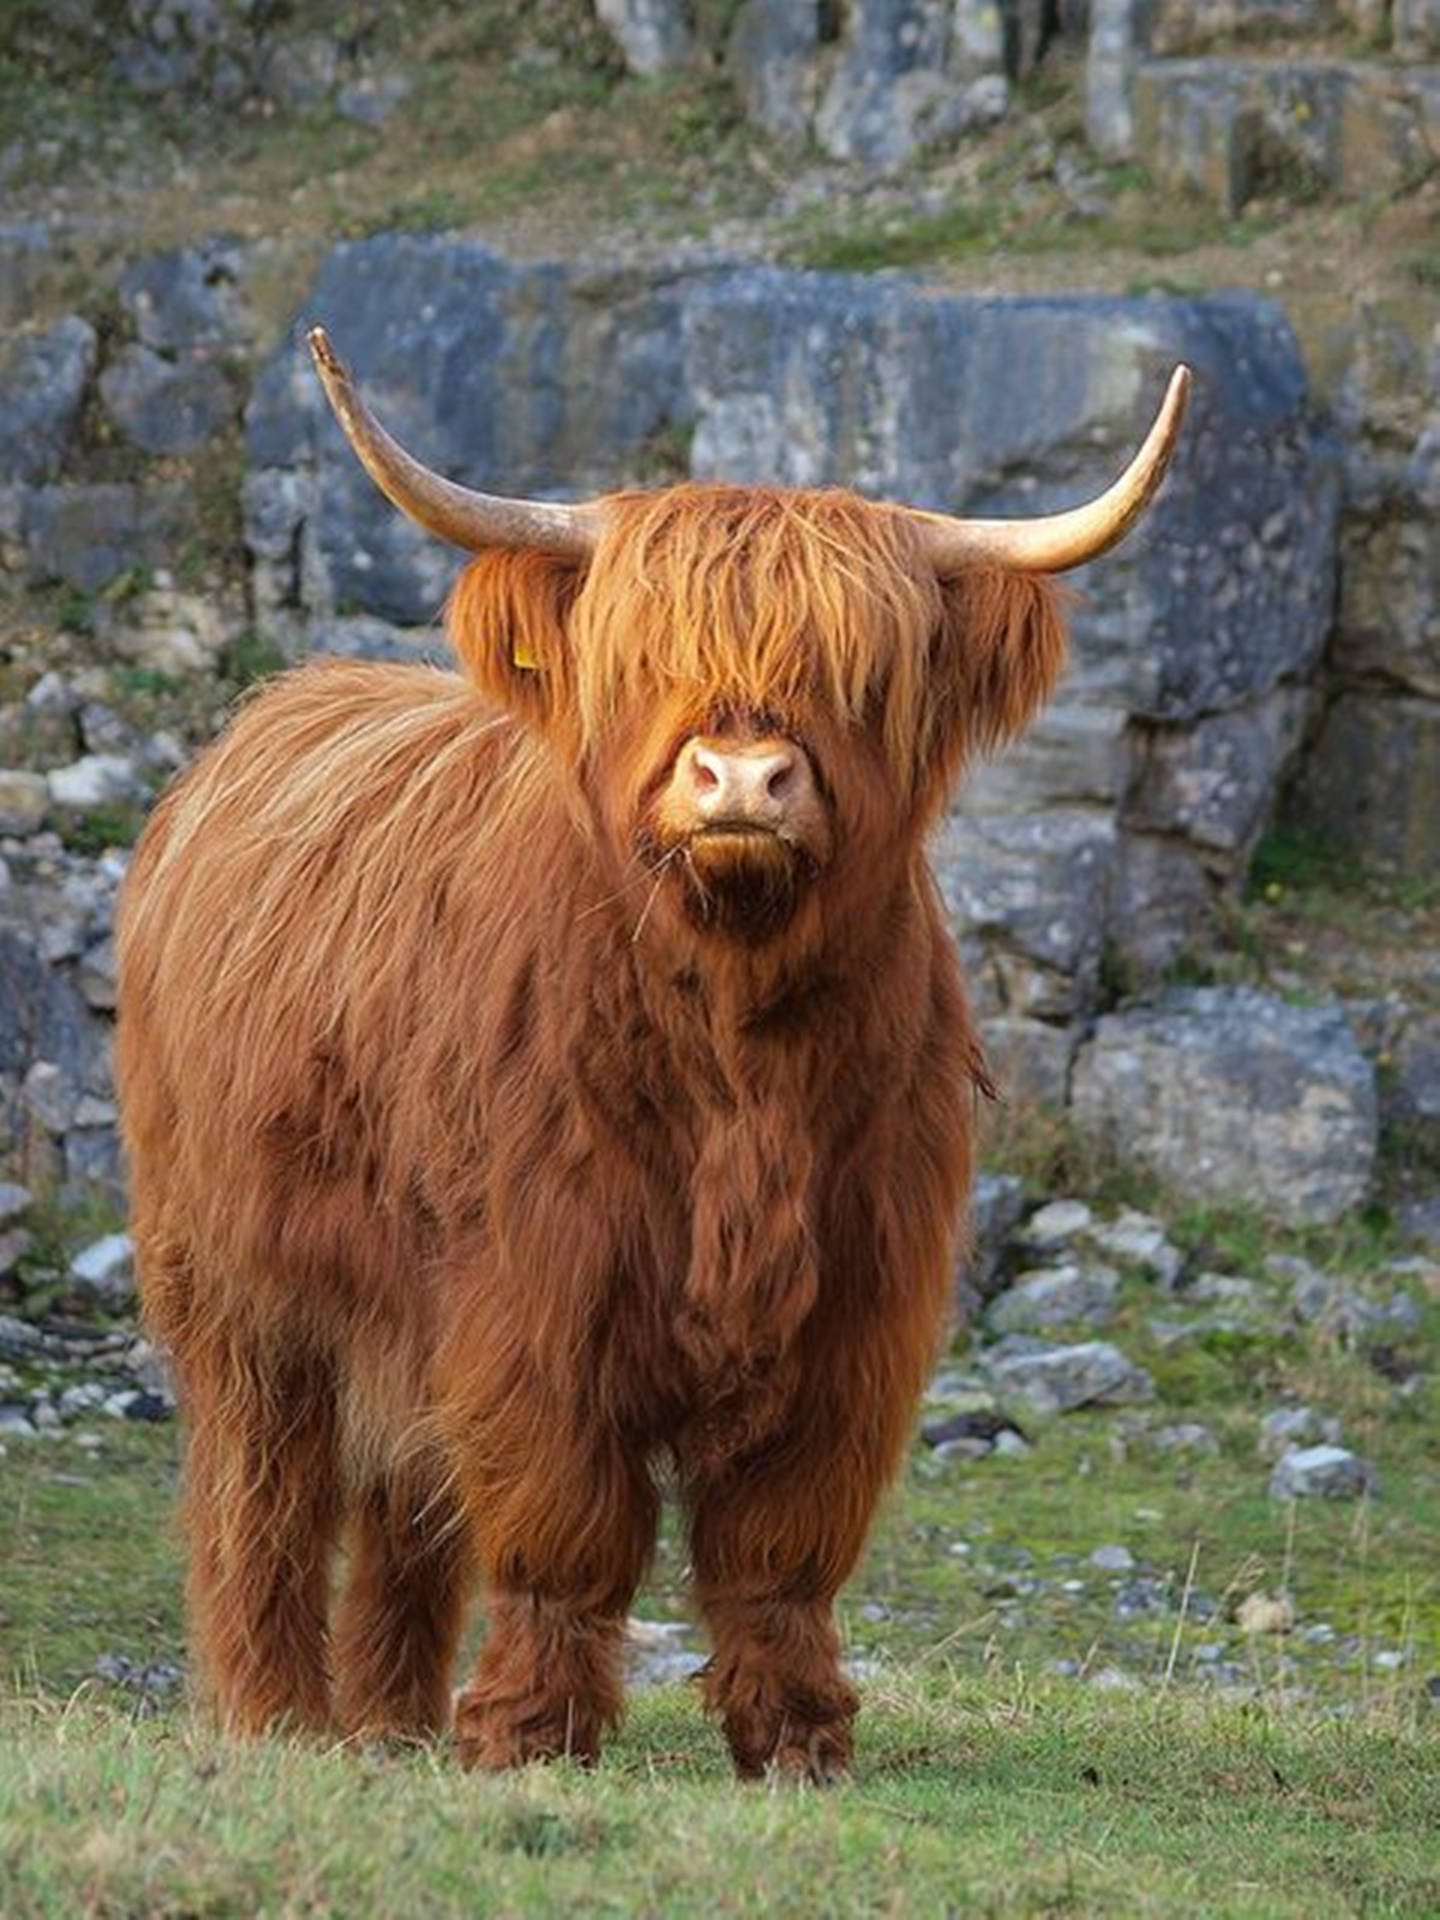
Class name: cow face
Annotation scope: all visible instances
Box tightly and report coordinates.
[450,485,1068,949]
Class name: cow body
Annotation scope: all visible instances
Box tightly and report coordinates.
[118,484,1068,1777]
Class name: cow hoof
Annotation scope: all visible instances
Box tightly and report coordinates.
[452,1689,602,1771]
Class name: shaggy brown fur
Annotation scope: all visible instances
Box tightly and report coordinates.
[116,484,1066,1779]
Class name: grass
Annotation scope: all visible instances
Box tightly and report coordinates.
[2,1219,1436,1913]
[2,1684,1438,1916]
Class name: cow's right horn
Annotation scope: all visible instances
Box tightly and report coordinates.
[307,326,605,558]
[908,364,1191,576]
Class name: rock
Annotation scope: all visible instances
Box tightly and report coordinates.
[111,584,229,675]
[0,219,51,329]
[0,317,97,487]
[1091,1543,1136,1571]
[1287,692,1440,877]
[307,614,447,665]
[0,770,49,837]
[0,1405,35,1437]
[987,1262,1121,1333]
[982,1337,1155,1413]
[1281,1261,1422,1340]
[1269,1444,1375,1499]
[1391,1017,1440,1146]
[1018,1199,1096,1248]
[922,1406,1026,1448]
[1124,684,1310,858]
[1083,1208,1185,1289]
[118,241,258,352]
[961,1171,1028,1303]
[46,755,145,812]
[1258,1405,1343,1461]
[68,1232,135,1310]
[1132,59,1440,215]
[335,71,411,125]
[0,1183,30,1225]
[1396,0,1440,54]
[978,1015,1077,1108]
[1071,988,1377,1225]
[964,704,1130,816]
[21,482,194,594]
[1236,1592,1296,1635]
[1150,1421,1219,1452]
[98,345,236,455]
[1087,0,1151,156]
[727,0,1006,162]
[595,0,693,74]
[938,811,1117,1021]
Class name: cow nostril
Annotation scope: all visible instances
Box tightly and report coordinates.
[692,760,720,793]
[766,761,794,799]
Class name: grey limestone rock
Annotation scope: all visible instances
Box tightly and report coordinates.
[1071,988,1377,1224]
[68,1232,136,1310]
[726,0,1006,162]
[1083,1207,1184,1288]
[1132,59,1440,215]
[1286,691,1440,877]
[0,317,97,487]
[1086,0,1156,156]
[1258,1405,1343,1460]
[987,1261,1121,1332]
[1397,0,1440,54]
[118,241,258,352]
[21,483,194,594]
[594,0,693,74]
[98,345,236,455]
[937,809,1116,1021]
[0,771,49,838]
[1269,1444,1375,1499]
[982,1335,1155,1412]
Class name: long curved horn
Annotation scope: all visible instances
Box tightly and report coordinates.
[307,326,606,558]
[909,364,1192,575]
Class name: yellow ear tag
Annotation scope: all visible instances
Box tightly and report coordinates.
[512,639,540,671]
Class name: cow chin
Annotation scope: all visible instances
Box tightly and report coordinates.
[676,828,809,942]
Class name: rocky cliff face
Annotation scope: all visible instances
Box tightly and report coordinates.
[0,0,1436,1256]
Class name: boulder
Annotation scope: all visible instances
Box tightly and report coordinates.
[98,345,236,455]
[1132,59,1440,214]
[987,1262,1121,1332]
[1268,1443,1376,1499]
[982,1336,1155,1413]
[1071,988,1377,1223]
[594,0,692,74]
[1285,691,1440,876]
[0,317,97,487]
[118,241,259,352]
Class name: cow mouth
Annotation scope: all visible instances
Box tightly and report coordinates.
[674,824,811,940]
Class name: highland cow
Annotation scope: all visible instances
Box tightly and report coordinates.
[116,329,1187,1780]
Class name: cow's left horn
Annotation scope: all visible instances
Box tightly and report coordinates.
[307,326,605,558]
[908,364,1191,575]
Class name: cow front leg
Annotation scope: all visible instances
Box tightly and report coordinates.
[451,1439,658,1770]
[697,1585,858,1784]
[686,1453,882,1784]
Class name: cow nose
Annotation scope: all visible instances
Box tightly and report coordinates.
[676,737,810,826]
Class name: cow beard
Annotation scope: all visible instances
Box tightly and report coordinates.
[674,828,812,943]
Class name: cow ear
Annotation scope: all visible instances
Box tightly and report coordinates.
[930,567,1069,768]
[447,550,584,732]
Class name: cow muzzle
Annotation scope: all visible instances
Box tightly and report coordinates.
[659,736,828,852]
[650,733,830,940]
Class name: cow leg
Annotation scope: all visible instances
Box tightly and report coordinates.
[687,1475,862,1785]
[332,1470,471,1743]
[451,1442,658,1769]
[179,1337,341,1736]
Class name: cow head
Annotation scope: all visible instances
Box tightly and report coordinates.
[308,328,1188,950]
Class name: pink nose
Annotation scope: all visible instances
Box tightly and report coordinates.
[674,736,812,827]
